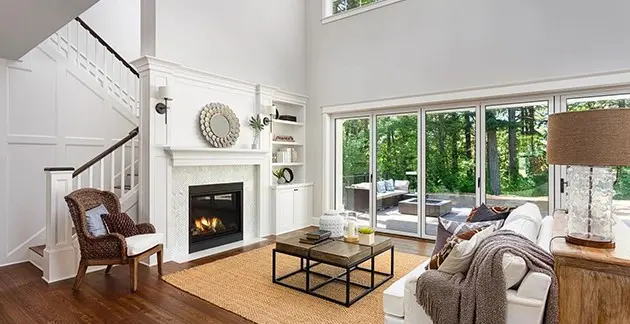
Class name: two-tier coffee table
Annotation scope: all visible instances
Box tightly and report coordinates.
[272,235,394,307]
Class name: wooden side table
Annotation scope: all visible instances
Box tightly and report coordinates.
[550,212,630,324]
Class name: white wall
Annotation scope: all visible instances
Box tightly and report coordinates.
[80,0,141,62]
[0,42,137,267]
[144,0,306,94]
[305,0,630,218]
[0,0,98,59]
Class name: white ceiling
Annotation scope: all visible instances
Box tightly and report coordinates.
[0,0,99,60]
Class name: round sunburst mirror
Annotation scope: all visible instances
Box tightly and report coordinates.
[199,103,240,148]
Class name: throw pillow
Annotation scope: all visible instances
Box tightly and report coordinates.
[466,203,515,222]
[394,180,409,192]
[85,204,109,237]
[426,236,462,270]
[432,218,502,256]
[438,225,496,274]
[376,181,387,193]
[384,179,395,192]
[101,212,140,237]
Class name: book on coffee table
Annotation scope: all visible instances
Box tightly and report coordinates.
[305,229,331,240]
[299,236,329,245]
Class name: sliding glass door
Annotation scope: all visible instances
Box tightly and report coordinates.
[334,117,372,227]
[424,107,478,238]
[375,113,418,235]
[483,100,551,215]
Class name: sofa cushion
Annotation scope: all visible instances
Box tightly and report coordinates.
[85,204,109,237]
[438,225,496,274]
[502,219,539,243]
[383,259,429,317]
[504,202,542,227]
[503,252,528,289]
[394,180,409,192]
[125,233,163,256]
[385,179,395,191]
[536,216,554,253]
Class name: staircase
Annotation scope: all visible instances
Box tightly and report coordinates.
[25,17,141,283]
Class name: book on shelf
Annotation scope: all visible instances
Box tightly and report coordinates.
[305,229,331,240]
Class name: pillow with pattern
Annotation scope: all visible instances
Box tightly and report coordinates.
[466,203,516,222]
[384,179,395,192]
[440,217,504,235]
[426,236,462,270]
[431,219,499,256]
[101,212,140,237]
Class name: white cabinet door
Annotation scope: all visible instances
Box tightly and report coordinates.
[293,186,312,228]
[276,189,294,233]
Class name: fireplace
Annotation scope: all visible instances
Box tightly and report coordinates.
[189,182,243,253]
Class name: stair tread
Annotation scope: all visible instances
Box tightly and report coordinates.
[29,245,45,257]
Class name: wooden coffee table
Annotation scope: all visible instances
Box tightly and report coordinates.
[272,235,394,307]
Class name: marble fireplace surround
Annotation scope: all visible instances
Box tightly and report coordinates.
[164,147,269,262]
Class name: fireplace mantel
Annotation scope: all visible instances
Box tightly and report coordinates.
[164,146,269,166]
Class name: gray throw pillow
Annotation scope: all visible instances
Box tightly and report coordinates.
[85,204,109,237]
[376,181,386,193]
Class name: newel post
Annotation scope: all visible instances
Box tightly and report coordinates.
[43,167,77,283]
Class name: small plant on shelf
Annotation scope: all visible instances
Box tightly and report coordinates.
[249,115,265,149]
[358,226,375,245]
[272,168,285,185]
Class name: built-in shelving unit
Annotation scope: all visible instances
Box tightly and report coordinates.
[269,98,307,186]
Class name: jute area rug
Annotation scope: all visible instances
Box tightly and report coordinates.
[163,244,427,324]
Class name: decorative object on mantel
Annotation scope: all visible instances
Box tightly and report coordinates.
[248,114,265,149]
[319,210,345,237]
[278,114,297,122]
[155,86,173,124]
[199,103,240,148]
[547,108,630,248]
[273,135,294,142]
[272,169,285,185]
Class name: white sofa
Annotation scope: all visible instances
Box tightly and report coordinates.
[383,203,554,324]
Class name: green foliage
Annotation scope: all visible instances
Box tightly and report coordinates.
[249,115,265,132]
[338,98,630,201]
[272,168,283,179]
[358,227,375,234]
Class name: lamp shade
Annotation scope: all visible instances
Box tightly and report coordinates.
[547,108,630,166]
[158,86,172,100]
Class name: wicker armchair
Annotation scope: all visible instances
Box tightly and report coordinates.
[65,188,163,292]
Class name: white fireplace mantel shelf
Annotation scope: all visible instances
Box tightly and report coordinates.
[164,146,269,166]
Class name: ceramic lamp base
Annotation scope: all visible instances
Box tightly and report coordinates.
[566,232,615,249]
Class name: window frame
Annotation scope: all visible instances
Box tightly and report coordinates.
[321,0,407,24]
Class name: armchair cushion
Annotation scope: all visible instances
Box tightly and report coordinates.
[102,212,140,237]
[126,233,164,256]
[85,204,109,237]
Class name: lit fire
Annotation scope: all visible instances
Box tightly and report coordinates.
[192,216,225,235]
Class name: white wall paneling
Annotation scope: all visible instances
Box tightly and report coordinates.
[0,40,138,267]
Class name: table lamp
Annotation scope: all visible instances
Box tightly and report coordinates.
[547,108,630,248]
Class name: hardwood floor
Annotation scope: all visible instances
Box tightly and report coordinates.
[0,228,434,324]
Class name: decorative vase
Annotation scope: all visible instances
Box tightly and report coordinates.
[359,232,375,245]
[319,210,344,237]
[251,131,260,149]
[276,177,285,185]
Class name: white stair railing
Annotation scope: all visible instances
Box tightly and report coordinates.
[48,18,139,117]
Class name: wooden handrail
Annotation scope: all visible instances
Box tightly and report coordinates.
[73,127,139,178]
[74,17,139,78]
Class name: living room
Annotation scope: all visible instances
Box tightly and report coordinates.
[1,0,630,323]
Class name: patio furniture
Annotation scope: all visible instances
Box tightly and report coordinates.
[398,198,452,216]
[65,188,163,292]
[344,180,409,212]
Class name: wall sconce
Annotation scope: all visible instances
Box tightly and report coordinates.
[155,86,173,124]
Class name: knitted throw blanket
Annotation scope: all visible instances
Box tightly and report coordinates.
[416,230,558,324]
